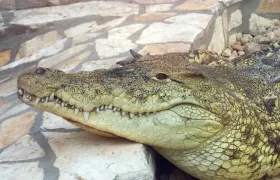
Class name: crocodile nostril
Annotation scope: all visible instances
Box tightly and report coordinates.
[35,67,46,75]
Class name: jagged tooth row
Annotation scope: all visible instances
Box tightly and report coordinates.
[18,89,152,121]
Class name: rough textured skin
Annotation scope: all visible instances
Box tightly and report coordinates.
[17,42,280,180]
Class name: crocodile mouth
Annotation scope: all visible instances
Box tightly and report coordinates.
[17,88,157,121]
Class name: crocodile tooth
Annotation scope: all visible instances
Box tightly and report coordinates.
[64,103,68,107]
[56,99,62,104]
[71,105,75,109]
[100,105,104,110]
[40,97,46,103]
[28,96,33,101]
[18,89,24,95]
[35,97,40,104]
[75,108,79,116]
[83,112,89,121]
[26,94,30,99]
[96,107,100,113]
[105,105,108,109]
[45,97,49,103]
[49,92,55,101]
[121,111,126,116]
[113,107,117,112]
[108,104,113,109]
[138,113,142,117]
[129,112,134,119]
[61,102,65,107]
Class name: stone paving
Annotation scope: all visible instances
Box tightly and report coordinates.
[0,0,277,179]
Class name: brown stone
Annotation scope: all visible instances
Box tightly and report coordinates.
[175,0,216,10]
[257,0,280,13]
[15,0,48,9]
[139,43,191,55]
[56,50,92,72]
[0,50,11,67]
[0,0,15,10]
[0,98,9,115]
[231,43,244,51]
[0,111,36,149]
[134,12,176,21]
[47,0,60,5]
[16,31,58,60]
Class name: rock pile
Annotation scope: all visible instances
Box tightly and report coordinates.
[222,19,280,60]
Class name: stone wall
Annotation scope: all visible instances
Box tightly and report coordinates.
[0,0,93,10]
[0,0,280,72]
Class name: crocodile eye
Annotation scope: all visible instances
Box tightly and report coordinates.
[35,67,46,75]
[156,73,169,80]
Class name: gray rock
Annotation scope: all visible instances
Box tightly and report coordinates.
[250,29,259,37]
[249,13,274,32]
[228,33,237,45]
[238,51,245,56]
[228,9,242,31]
[244,42,261,54]
[273,19,280,26]
[253,35,262,43]
[232,50,238,57]
[236,32,243,41]
[208,16,226,54]
[222,48,232,57]
[241,36,249,45]
[243,34,253,41]
[228,55,236,60]
[258,26,267,35]
[267,31,275,41]
[273,28,280,38]
[259,37,271,44]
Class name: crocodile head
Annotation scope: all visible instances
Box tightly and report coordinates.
[17,48,280,179]
[17,50,229,150]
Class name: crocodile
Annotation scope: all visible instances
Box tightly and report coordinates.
[17,41,280,180]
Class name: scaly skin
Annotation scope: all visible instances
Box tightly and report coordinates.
[17,42,280,179]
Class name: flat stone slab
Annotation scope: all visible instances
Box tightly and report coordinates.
[0,111,36,149]
[0,38,66,71]
[42,131,155,180]
[0,162,44,180]
[96,39,137,59]
[81,57,124,71]
[0,135,45,162]
[165,13,213,29]
[10,1,139,26]
[41,112,78,130]
[38,43,93,68]
[136,22,203,44]
[146,4,173,12]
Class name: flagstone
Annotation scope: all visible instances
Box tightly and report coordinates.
[0,135,45,162]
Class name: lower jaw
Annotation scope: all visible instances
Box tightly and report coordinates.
[19,97,120,137]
